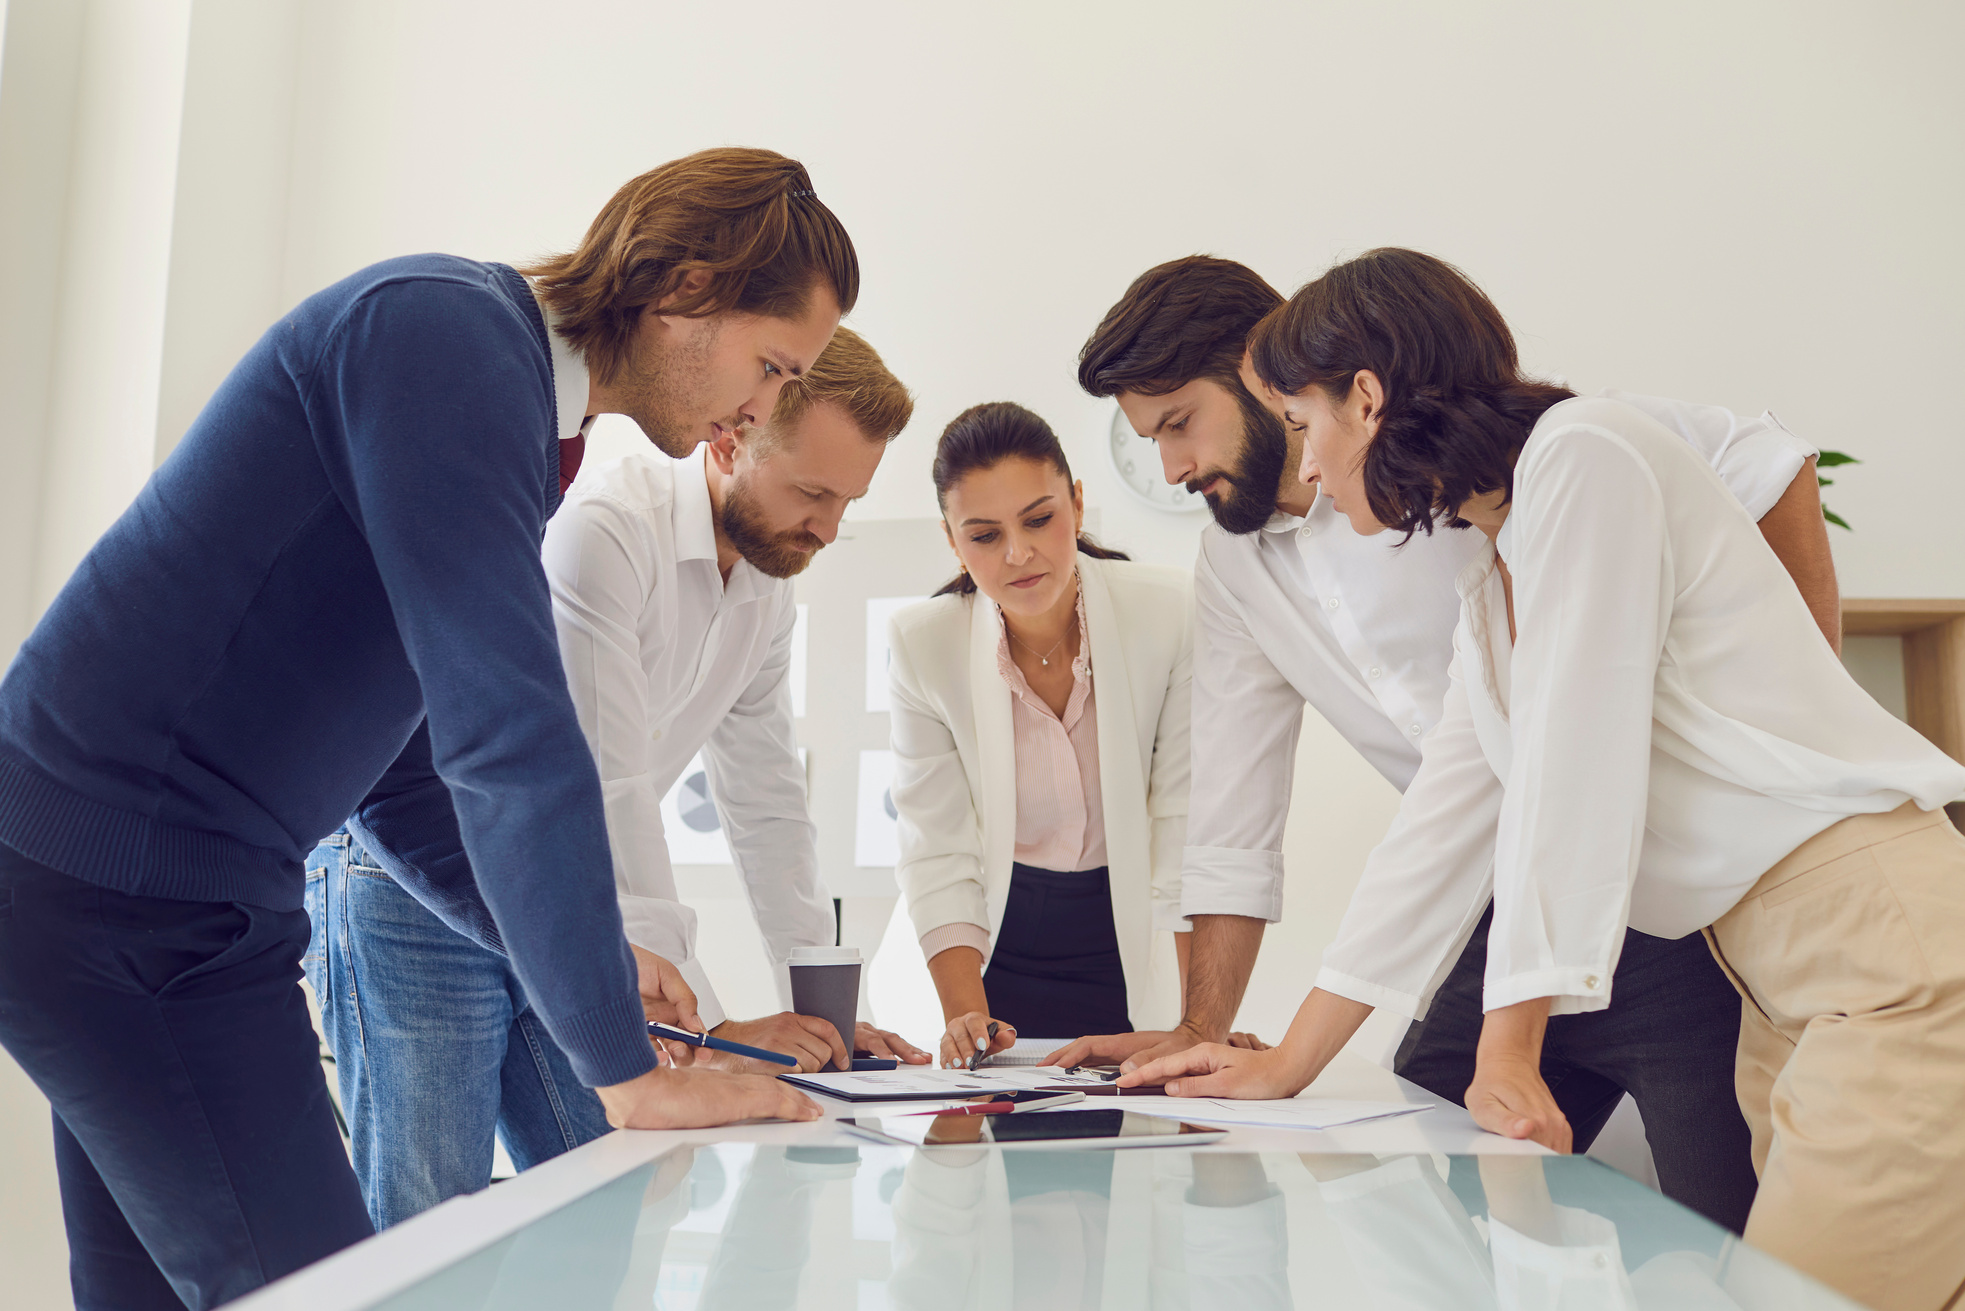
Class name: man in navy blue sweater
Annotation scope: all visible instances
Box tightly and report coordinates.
[0,147,845,1310]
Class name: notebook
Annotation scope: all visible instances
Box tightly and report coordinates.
[978,1037,1077,1068]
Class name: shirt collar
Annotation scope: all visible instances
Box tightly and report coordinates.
[529,284,592,443]
[671,446,721,565]
[1454,534,1501,601]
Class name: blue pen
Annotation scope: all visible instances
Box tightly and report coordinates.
[648,1021,799,1068]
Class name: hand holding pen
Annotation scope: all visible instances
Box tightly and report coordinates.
[939,1010,1016,1068]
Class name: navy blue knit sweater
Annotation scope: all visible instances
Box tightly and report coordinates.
[0,255,657,1088]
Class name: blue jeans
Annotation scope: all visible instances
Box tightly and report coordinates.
[304,830,611,1230]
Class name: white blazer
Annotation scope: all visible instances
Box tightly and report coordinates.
[886,553,1193,1028]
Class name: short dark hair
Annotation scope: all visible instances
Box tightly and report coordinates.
[521,147,859,385]
[1077,256,1283,398]
[930,401,1130,597]
[1246,247,1574,540]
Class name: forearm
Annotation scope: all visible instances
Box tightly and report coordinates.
[1757,457,1841,653]
[1269,988,1374,1091]
[1477,996,1551,1066]
[925,946,989,1022]
[1178,915,1266,1040]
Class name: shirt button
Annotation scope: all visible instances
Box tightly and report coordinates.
[1368,666,1382,679]
[1584,974,1600,990]
[651,729,663,741]
[1326,597,1340,611]
[1408,724,1422,736]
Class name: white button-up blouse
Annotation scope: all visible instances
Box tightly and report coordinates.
[1319,396,1965,1018]
[1181,390,1818,925]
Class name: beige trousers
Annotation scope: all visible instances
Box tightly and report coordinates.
[1703,802,1965,1311]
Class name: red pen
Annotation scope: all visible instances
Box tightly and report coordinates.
[910,1092,1085,1117]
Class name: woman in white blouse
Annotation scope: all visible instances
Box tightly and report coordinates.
[888,401,1209,1067]
[1131,248,1965,1311]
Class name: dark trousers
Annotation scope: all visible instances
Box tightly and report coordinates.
[983,864,1131,1037]
[1395,902,1758,1234]
[0,842,373,1310]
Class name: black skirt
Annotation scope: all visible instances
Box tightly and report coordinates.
[982,863,1131,1037]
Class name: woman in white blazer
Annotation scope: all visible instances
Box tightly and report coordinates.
[887,401,1195,1067]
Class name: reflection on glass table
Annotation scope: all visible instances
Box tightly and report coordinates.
[367,1145,1862,1311]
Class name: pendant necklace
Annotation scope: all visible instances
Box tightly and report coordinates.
[1010,617,1075,667]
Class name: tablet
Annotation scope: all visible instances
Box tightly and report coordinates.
[838,1108,1228,1150]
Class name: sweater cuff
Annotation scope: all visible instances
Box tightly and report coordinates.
[548,991,661,1088]
[921,922,990,962]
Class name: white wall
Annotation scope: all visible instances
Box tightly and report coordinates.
[2,1,1963,1302]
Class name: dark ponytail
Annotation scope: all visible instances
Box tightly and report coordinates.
[930,401,1130,597]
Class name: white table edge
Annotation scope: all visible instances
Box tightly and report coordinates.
[229,1055,1541,1311]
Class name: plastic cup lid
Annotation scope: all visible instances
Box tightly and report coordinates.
[788,946,862,964]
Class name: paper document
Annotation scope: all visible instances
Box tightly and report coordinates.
[1091,1096,1429,1131]
[783,1065,1109,1102]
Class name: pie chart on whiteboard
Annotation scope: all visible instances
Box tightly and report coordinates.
[678,771,721,834]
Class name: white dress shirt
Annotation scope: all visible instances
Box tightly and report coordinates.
[1181,391,1818,925]
[1320,396,1965,1017]
[541,445,833,1029]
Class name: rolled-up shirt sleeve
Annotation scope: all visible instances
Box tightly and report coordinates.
[1318,646,1503,1018]
[1180,537,1304,923]
[1486,425,1671,1015]
[1600,389,1814,522]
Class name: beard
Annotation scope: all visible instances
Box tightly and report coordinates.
[612,318,720,458]
[1189,385,1289,535]
[720,478,827,579]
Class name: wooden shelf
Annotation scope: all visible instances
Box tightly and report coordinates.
[1842,599,1965,830]
[1843,598,1965,637]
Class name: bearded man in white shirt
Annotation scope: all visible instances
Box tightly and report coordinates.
[307,328,927,1230]
[1052,256,1839,1233]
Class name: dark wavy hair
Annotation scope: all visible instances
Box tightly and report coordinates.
[1245,248,1574,540]
[1077,255,1283,398]
[930,402,1130,597]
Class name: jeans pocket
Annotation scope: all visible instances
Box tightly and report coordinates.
[303,870,327,976]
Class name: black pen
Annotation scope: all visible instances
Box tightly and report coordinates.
[968,1021,1000,1071]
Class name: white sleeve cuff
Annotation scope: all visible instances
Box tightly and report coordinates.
[1314,966,1423,1020]
[618,895,725,1029]
[1152,898,1194,933]
[921,922,990,962]
[1481,967,1612,1016]
[1180,846,1285,922]
[674,953,726,1031]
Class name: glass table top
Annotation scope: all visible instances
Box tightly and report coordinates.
[365,1143,1860,1310]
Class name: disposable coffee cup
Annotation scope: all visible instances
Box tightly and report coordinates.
[787,945,861,1072]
